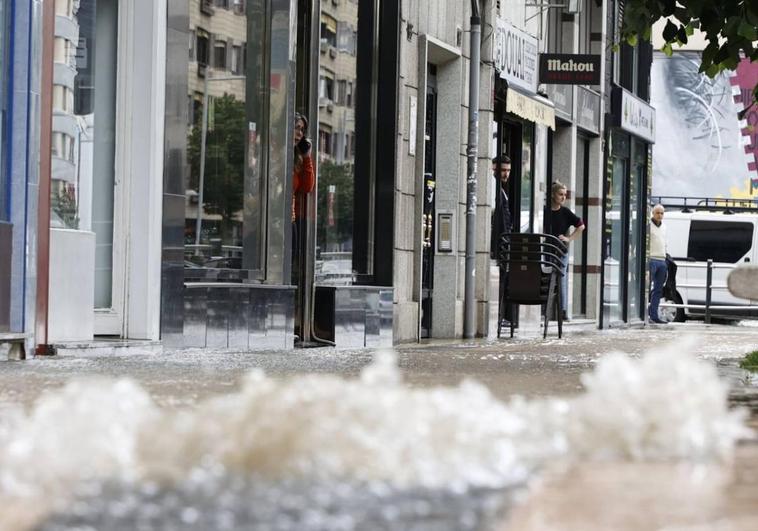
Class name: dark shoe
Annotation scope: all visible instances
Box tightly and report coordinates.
[561,310,569,322]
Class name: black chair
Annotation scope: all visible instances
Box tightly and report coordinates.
[497,233,566,339]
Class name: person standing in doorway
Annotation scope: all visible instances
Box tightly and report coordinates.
[491,156,512,329]
[648,204,668,324]
[546,181,585,321]
[292,113,315,341]
[292,112,315,275]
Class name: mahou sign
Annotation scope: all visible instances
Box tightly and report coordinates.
[539,54,601,85]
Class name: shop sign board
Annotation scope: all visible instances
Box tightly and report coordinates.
[612,86,655,143]
[576,86,601,135]
[546,84,573,122]
[494,18,539,94]
[539,54,601,85]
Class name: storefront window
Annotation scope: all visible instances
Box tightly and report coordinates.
[628,140,646,320]
[50,0,118,308]
[184,1,261,271]
[315,0,358,285]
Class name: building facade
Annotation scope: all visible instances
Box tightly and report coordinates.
[6,0,658,356]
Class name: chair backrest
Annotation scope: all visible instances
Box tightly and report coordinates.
[500,233,565,305]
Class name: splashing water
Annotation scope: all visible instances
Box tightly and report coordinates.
[0,344,751,530]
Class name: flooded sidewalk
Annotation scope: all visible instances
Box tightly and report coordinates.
[0,323,757,530]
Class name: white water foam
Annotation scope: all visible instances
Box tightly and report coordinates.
[0,345,751,530]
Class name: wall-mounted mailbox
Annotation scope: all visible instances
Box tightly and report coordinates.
[437,212,453,252]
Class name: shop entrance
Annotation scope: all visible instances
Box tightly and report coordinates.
[492,105,535,328]
[420,74,437,338]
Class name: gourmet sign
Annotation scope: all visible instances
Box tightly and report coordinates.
[539,54,601,85]
[494,19,539,94]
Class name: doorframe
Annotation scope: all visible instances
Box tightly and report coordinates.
[94,0,128,336]
[95,0,165,339]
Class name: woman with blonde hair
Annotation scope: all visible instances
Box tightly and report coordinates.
[546,180,585,320]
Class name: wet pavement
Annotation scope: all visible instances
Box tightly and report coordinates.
[1,322,757,530]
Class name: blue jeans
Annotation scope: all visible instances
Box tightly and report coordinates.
[560,252,569,312]
[649,259,667,321]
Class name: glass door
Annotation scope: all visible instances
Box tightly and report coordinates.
[603,132,629,324]
[51,0,123,335]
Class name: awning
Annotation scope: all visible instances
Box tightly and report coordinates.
[506,88,556,130]
[322,14,337,33]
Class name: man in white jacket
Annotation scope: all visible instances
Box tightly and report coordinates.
[649,204,668,323]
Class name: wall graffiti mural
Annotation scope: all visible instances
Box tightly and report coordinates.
[651,52,758,198]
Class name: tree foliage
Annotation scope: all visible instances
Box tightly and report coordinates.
[317,160,354,251]
[188,94,246,242]
[621,0,758,107]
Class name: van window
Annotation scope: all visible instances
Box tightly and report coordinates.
[688,220,753,263]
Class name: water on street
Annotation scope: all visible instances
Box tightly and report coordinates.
[0,323,757,530]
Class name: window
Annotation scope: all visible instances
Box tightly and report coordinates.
[196,30,209,66]
[319,74,334,102]
[321,14,337,47]
[346,81,353,107]
[53,85,74,112]
[213,39,227,70]
[232,0,245,14]
[319,128,333,157]
[51,132,75,162]
[214,0,229,8]
[337,80,346,105]
[231,45,241,74]
[337,22,356,54]
[189,30,196,61]
[688,221,754,263]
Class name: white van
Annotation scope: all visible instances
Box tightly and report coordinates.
[657,199,758,322]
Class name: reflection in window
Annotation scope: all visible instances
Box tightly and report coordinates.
[50,0,118,308]
[316,0,358,285]
[185,2,248,269]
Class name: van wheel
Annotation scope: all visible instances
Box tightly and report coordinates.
[660,292,685,323]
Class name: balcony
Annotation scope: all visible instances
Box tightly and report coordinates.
[200,0,215,16]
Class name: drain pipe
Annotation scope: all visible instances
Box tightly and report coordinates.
[35,0,55,356]
[463,0,481,339]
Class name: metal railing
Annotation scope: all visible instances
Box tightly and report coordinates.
[658,259,758,323]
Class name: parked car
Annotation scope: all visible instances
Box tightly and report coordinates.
[654,197,758,322]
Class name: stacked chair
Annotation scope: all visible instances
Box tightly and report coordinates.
[497,233,566,339]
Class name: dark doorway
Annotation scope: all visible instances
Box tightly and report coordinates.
[421,69,437,338]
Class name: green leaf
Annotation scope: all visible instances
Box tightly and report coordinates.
[611,43,620,53]
[704,64,720,78]
[738,21,758,41]
[662,42,673,57]
[700,41,718,69]
[685,23,694,36]
[627,33,638,47]
[662,19,679,41]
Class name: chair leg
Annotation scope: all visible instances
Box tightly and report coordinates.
[557,295,563,339]
[510,308,515,338]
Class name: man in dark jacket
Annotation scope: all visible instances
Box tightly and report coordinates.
[491,156,513,330]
